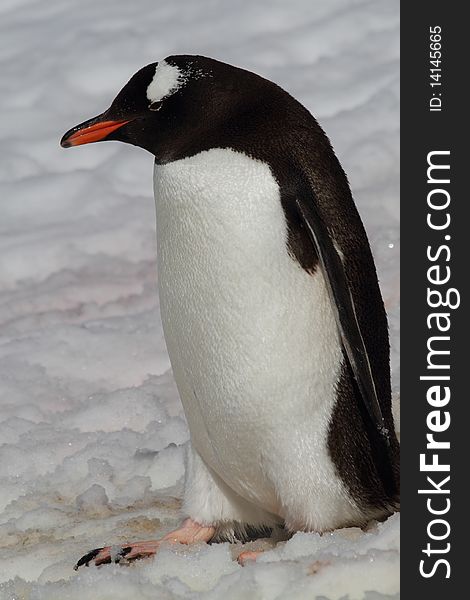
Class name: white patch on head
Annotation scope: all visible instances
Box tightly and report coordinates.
[146,60,184,103]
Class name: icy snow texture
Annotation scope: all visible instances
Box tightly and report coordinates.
[0,0,399,598]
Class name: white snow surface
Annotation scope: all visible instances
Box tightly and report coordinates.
[0,0,399,598]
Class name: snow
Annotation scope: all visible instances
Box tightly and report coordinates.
[0,0,399,598]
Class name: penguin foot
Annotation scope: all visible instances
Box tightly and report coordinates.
[237,549,264,565]
[74,518,215,570]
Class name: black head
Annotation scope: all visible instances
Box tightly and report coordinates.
[60,55,287,164]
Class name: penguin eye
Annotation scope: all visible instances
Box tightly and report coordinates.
[149,101,162,112]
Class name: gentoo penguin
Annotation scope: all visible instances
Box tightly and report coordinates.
[61,55,400,568]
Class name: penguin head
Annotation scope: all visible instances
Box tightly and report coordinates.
[60,55,275,162]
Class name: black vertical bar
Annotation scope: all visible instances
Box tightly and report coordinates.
[401,3,466,597]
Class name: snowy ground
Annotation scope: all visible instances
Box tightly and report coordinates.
[0,0,399,598]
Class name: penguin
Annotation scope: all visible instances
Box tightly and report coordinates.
[61,55,400,569]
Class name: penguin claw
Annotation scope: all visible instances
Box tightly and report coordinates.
[74,520,215,570]
[74,547,104,570]
[74,545,132,570]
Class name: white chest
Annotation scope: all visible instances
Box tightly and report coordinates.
[153,148,344,515]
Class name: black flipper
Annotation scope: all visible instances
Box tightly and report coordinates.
[281,168,398,505]
[293,192,389,444]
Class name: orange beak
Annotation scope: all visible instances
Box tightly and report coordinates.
[61,115,131,148]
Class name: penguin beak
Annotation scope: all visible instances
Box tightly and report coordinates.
[60,114,132,148]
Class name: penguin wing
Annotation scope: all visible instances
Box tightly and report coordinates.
[293,191,390,444]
